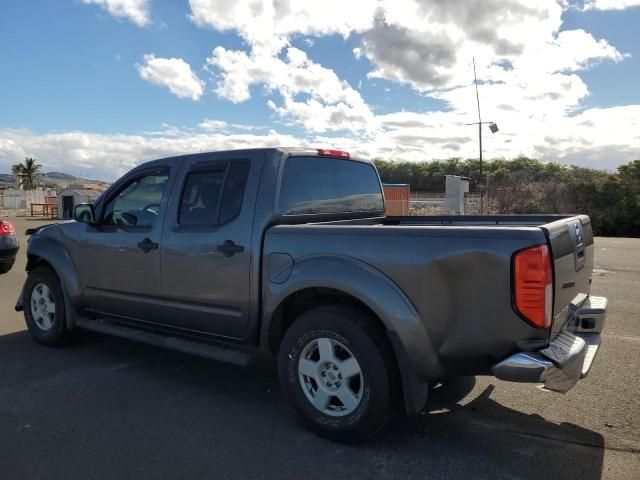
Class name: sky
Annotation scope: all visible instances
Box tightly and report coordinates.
[1,0,640,180]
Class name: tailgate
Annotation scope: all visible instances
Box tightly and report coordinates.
[542,215,594,335]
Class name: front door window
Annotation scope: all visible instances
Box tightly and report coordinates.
[102,171,169,227]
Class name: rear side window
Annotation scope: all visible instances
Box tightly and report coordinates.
[179,169,225,225]
[279,157,383,216]
[178,160,250,226]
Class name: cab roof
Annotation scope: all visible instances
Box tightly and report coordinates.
[138,147,371,169]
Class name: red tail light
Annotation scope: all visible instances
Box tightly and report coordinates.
[0,220,15,235]
[317,149,350,159]
[513,244,553,328]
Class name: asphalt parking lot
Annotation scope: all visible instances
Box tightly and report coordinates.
[0,217,638,480]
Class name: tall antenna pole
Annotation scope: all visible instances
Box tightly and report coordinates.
[473,58,484,214]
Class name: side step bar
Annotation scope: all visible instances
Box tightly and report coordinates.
[75,318,254,367]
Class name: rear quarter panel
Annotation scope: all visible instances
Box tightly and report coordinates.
[263,224,551,379]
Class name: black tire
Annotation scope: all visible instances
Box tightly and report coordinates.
[278,305,399,443]
[23,266,68,346]
[0,259,15,274]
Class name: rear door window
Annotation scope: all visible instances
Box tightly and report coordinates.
[279,157,384,215]
[178,160,250,226]
[178,169,225,226]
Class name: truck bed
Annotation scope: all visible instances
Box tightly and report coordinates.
[263,214,594,378]
[323,214,593,335]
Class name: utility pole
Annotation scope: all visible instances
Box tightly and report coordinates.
[474,58,483,214]
[466,58,498,215]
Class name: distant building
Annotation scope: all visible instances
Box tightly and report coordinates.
[0,188,58,210]
[57,188,103,219]
[383,184,411,215]
[444,175,470,214]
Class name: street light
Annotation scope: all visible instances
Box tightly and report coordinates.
[466,58,499,214]
[466,120,500,183]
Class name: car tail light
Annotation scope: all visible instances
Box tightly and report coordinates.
[513,244,553,328]
[317,149,350,159]
[0,220,15,235]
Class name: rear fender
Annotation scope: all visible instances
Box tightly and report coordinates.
[262,255,442,381]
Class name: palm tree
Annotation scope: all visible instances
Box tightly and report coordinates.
[12,157,43,190]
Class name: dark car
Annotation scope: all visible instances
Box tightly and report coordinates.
[0,217,19,274]
[16,148,607,442]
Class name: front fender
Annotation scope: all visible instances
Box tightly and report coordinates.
[24,234,81,328]
[26,235,79,295]
[262,254,442,381]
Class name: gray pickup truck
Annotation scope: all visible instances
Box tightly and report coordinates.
[16,148,607,442]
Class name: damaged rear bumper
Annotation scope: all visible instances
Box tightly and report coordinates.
[492,295,606,393]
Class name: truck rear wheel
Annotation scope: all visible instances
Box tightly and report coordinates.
[23,266,69,346]
[278,305,399,443]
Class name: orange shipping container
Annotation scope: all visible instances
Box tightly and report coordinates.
[383,184,410,216]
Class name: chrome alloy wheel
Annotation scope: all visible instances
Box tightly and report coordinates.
[298,338,364,417]
[30,283,56,331]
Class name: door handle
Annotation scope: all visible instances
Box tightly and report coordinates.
[216,240,245,257]
[137,237,159,253]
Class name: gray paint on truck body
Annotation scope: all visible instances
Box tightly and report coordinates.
[21,148,596,410]
[262,223,553,380]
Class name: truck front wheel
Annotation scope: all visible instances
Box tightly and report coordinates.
[23,266,69,346]
[278,305,399,443]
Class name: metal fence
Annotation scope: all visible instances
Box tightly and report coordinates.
[0,189,57,210]
[409,193,485,215]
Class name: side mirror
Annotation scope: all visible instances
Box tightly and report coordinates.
[73,203,96,224]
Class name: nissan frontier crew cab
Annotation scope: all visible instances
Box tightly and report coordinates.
[16,148,607,442]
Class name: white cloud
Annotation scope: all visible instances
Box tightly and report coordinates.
[189,0,378,54]
[5,0,637,179]
[267,95,374,133]
[357,0,626,91]
[198,119,229,132]
[582,0,640,10]
[186,0,637,166]
[82,0,151,27]
[0,127,302,181]
[195,1,377,132]
[189,1,626,92]
[1,102,638,184]
[523,28,628,73]
[137,55,205,100]
[206,46,374,132]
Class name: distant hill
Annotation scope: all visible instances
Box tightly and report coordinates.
[0,173,14,188]
[41,171,109,188]
[0,171,110,189]
[44,171,76,180]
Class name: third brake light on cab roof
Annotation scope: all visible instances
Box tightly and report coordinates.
[316,149,350,159]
